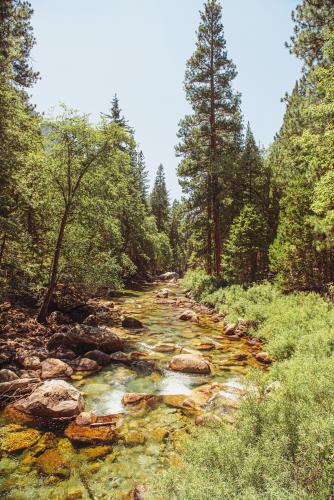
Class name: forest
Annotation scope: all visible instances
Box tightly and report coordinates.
[1,0,334,499]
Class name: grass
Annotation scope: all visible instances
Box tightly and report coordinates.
[150,270,334,499]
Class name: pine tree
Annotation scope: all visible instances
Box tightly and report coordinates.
[288,0,334,68]
[177,0,241,276]
[102,93,127,127]
[150,164,169,233]
[0,0,41,294]
[135,150,149,204]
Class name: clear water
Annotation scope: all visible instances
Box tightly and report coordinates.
[0,283,260,499]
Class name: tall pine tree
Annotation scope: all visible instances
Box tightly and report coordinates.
[177,0,241,276]
[150,164,169,233]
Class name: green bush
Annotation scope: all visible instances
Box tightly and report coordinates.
[151,271,334,499]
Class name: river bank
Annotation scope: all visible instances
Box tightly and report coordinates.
[0,279,267,499]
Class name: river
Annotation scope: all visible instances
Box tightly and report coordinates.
[0,282,261,499]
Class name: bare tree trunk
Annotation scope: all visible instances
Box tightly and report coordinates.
[0,233,6,268]
[37,206,70,324]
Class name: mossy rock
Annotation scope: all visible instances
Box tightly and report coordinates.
[65,421,119,444]
[0,426,41,453]
[79,445,112,461]
[37,448,70,478]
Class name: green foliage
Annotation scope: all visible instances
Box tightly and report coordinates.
[222,205,269,284]
[153,273,334,499]
[150,164,170,233]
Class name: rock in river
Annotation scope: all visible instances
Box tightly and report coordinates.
[121,316,144,329]
[179,309,199,323]
[12,379,84,422]
[41,358,73,379]
[169,354,211,374]
[84,349,111,366]
[47,324,124,354]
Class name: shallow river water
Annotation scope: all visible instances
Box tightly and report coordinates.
[0,283,261,499]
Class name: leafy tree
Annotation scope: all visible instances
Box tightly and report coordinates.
[36,108,129,323]
[150,164,169,233]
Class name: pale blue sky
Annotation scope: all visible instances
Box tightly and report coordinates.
[30,0,301,198]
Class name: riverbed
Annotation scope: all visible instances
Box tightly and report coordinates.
[0,282,262,499]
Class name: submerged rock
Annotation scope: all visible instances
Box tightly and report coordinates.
[122,393,159,407]
[65,415,122,444]
[12,379,84,421]
[121,316,144,329]
[0,425,41,453]
[37,447,70,477]
[41,358,73,379]
[169,354,211,374]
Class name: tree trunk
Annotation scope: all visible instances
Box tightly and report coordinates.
[207,174,213,275]
[37,205,70,324]
[0,233,6,268]
[212,181,221,276]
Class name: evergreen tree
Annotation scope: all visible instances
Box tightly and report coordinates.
[288,0,334,68]
[0,0,41,297]
[102,93,127,127]
[177,0,241,276]
[150,164,170,233]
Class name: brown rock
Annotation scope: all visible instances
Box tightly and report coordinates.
[75,358,99,372]
[179,309,199,323]
[121,316,144,329]
[169,354,211,374]
[224,323,237,335]
[64,418,121,444]
[20,356,41,370]
[0,369,18,382]
[84,350,110,366]
[12,379,84,421]
[47,325,124,354]
[122,393,159,406]
[255,352,272,365]
[41,358,73,379]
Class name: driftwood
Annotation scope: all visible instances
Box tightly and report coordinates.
[0,378,40,407]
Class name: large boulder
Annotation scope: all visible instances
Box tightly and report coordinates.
[65,412,122,444]
[41,358,73,379]
[12,380,84,421]
[47,324,124,354]
[169,354,211,374]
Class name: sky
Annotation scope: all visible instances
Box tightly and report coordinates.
[30,0,301,199]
